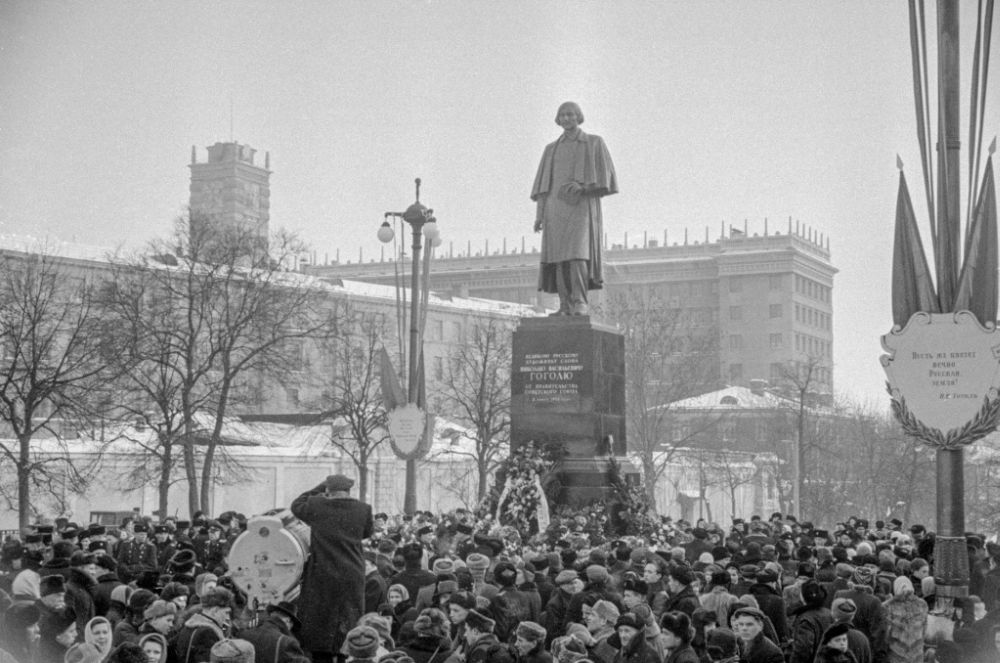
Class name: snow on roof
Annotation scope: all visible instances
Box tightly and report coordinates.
[655,385,799,411]
[0,233,540,318]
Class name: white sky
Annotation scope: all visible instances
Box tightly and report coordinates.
[1,1,998,407]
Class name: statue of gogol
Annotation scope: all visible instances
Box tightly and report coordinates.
[531,101,618,316]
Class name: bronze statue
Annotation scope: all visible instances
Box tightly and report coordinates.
[531,102,618,316]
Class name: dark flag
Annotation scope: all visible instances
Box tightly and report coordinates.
[892,169,940,327]
[955,156,998,325]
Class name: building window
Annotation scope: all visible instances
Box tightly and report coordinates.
[769,333,783,349]
[433,356,444,381]
[730,306,742,321]
[729,363,743,382]
[770,274,782,291]
[769,304,782,318]
[729,276,743,293]
[770,362,783,382]
[729,334,743,350]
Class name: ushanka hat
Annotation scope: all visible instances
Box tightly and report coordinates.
[210,639,255,663]
[820,622,851,646]
[345,626,380,659]
[516,621,546,643]
[465,609,496,633]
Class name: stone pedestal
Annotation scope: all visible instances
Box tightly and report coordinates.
[511,316,636,506]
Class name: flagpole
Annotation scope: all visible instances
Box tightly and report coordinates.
[934,0,970,607]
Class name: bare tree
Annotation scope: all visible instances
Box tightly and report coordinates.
[0,250,113,528]
[104,216,335,516]
[701,449,759,522]
[315,306,391,503]
[439,319,513,502]
[598,289,721,508]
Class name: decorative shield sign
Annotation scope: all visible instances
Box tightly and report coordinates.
[881,311,1000,447]
[387,403,432,460]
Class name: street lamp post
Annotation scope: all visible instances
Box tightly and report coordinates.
[379,178,440,515]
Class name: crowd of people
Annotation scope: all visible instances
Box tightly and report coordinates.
[1,474,999,663]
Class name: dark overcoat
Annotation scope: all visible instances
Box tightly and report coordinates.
[290,483,373,655]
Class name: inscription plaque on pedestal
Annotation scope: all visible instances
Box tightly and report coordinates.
[511,316,634,505]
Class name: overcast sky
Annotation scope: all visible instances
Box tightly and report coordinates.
[2,1,998,407]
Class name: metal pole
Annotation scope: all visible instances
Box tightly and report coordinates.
[934,0,969,604]
[404,218,424,516]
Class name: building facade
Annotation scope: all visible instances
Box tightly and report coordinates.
[308,223,837,394]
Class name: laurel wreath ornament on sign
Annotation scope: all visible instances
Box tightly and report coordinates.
[888,385,1000,450]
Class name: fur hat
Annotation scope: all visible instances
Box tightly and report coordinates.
[494,561,518,586]
[4,602,40,629]
[830,598,858,623]
[127,589,156,613]
[465,553,490,572]
[659,612,692,643]
[554,569,578,585]
[592,600,620,624]
[709,570,731,588]
[447,591,477,611]
[345,626,380,659]
[40,607,77,638]
[413,608,450,639]
[614,612,643,632]
[324,474,354,492]
[585,565,609,583]
[266,601,301,631]
[143,600,177,621]
[622,577,648,594]
[706,628,739,659]
[669,565,695,586]
[40,574,66,596]
[516,621,547,643]
[209,639,255,663]
[465,609,496,633]
[431,558,455,575]
[820,622,851,646]
[800,580,826,607]
[201,587,234,609]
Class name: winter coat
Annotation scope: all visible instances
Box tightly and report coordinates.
[518,644,552,663]
[612,632,659,663]
[65,568,97,637]
[169,611,226,663]
[813,647,859,663]
[391,567,438,602]
[364,569,388,614]
[237,615,310,663]
[290,483,373,655]
[881,593,926,663]
[663,585,701,618]
[788,605,833,663]
[92,572,123,617]
[747,583,789,643]
[833,588,886,662]
[401,634,452,663]
[699,587,738,627]
[541,588,573,644]
[737,632,784,663]
[664,642,699,663]
[844,626,872,663]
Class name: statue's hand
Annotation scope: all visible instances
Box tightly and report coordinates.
[534,219,543,232]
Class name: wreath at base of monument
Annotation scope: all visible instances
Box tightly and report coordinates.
[888,383,1000,449]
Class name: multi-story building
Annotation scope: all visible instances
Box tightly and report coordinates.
[308,223,837,394]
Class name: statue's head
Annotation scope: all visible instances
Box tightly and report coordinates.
[554,101,584,126]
